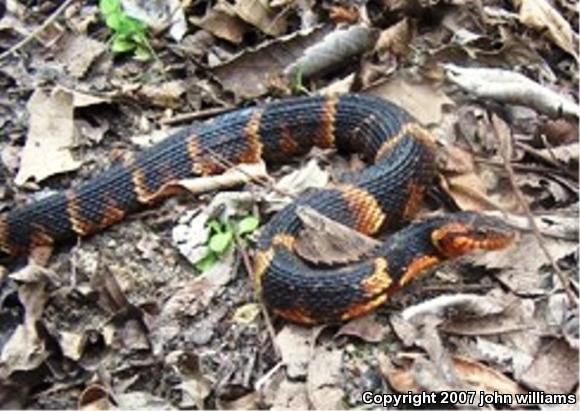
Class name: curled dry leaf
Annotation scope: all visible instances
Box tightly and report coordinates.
[513,0,579,60]
[445,64,580,120]
[295,205,381,265]
[285,24,379,79]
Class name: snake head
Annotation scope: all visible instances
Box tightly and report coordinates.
[431,213,517,259]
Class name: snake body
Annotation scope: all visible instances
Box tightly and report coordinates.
[0,94,514,323]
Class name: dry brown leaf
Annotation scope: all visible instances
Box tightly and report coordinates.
[190,3,248,44]
[520,338,579,393]
[514,0,579,59]
[159,250,235,320]
[452,356,525,396]
[233,0,287,36]
[213,26,328,98]
[78,384,114,411]
[15,88,81,185]
[59,35,106,79]
[263,158,329,213]
[374,18,415,58]
[336,314,387,343]
[472,233,577,295]
[307,345,344,410]
[437,144,475,174]
[368,73,454,125]
[275,324,314,379]
[329,5,360,24]
[137,80,187,109]
[0,275,49,374]
[122,0,186,41]
[295,205,381,265]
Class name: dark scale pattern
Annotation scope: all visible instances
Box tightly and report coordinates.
[0,94,515,324]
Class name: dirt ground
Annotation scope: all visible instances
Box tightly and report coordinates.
[0,0,578,409]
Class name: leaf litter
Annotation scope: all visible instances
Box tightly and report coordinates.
[0,0,578,408]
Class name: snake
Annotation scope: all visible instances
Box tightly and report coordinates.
[0,94,515,324]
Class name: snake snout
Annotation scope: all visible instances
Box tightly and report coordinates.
[431,213,516,258]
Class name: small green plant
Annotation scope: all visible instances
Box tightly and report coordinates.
[99,0,151,60]
[195,215,260,272]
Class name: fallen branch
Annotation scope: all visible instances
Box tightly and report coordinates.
[445,64,580,120]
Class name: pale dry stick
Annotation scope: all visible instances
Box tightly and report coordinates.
[0,0,76,61]
[491,114,578,308]
[160,106,233,126]
[233,229,282,360]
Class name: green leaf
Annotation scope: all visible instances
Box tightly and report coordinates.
[105,13,123,30]
[99,0,121,16]
[112,36,136,53]
[195,252,217,272]
[134,45,152,61]
[209,231,233,254]
[207,220,223,234]
[237,216,259,236]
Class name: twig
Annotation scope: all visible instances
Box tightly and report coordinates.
[233,230,281,360]
[491,113,578,308]
[160,106,233,126]
[515,141,578,180]
[0,0,76,62]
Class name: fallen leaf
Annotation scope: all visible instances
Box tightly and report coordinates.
[295,205,381,265]
[122,0,187,41]
[336,314,387,343]
[59,35,106,79]
[452,355,525,396]
[537,142,579,164]
[275,325,314,379]
[115,391,176,410]
[190,3,248,44]
[213,26,328,98]
[137,80,187,109]
[374,18,415,58]
[263,158,329,213]
[15,88,81,185]
[514,0,579,59]
[307,345,344,410]
[78,384,114,411]
[472,233,577,295]
[520,338,579,393]
[368,72,454,125]
[233,0,287,36]
[159,250,235,319]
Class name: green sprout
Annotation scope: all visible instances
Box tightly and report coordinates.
[195,215,260,272]
[99,0,152,60]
